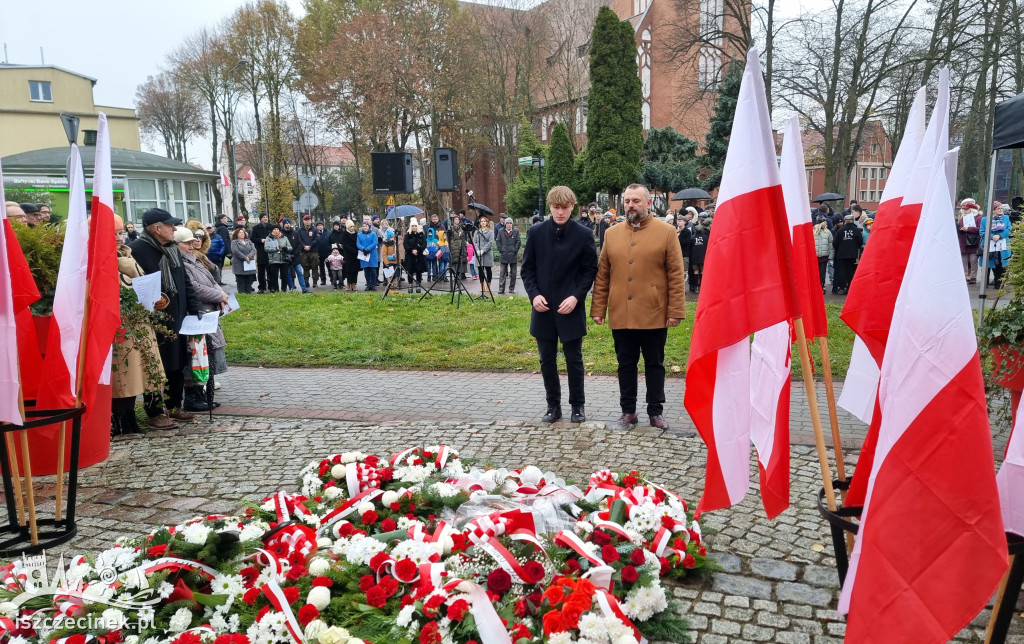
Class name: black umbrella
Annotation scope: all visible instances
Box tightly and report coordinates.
[812,192,844,202]
[671,188,712,200]
[468,202,494,215]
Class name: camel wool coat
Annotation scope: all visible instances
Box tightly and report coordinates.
[589,215,686,329]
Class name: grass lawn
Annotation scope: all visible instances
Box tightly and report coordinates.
[220,292,855,378]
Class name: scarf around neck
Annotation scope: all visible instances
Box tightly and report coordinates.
[138,229,181,296]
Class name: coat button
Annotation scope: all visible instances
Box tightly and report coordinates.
[628,295,632,300]
[631,242,636,246]
[628,277,632,281]
[629,259,633,264]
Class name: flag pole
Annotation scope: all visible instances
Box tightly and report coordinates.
[817,337,848,483]
[3,431,25,525]
[794,318,838,510]
[983,552,1022,643]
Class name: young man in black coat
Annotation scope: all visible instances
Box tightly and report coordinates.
[129,208,203,424]
[250,213,273,293]
[832,213,864,293]
[521,186,598,424]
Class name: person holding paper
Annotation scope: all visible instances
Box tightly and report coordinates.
[265,225,293,292]
[957,198,980,284]
[112,215,171,433]
[341,220,360,291]
[177,226,229,412]
[357,221,380,290]
[231,228,257,294]
[129,208,202,425]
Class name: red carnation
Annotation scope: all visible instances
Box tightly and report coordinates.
[256,606,270,622]
[622,475,638,488]
[370,551,390,572]
[390,502,402,511]
[64,635,88,644]
[514,598,527,618]
[379,468,394,482]
[283,586,300,605]
[630,549,646,565]
[601,544,620,563]
[419,621,441,644]
[683,554,696,568]
[213,635,250,644]
[170,633,203,644]
[688,529,701,545]
[621,565,639,583]
[242,587,261,605]
[381,518,397,532]
[486,569,512,594]
[699,545,706,556]
[523,560,545,584]
[297,604,320,626]
[379,576,399,597]
[423,594,445,618]
[146,544,168,558]
[359,574,376,592]
[659,557,670,575]
[661,515,677,529]
[395,558,417,580]
[361,510,379,525]
[510,623,531,640]
[312,576,333,587]
[365,455,379,466]
[448,598,470,622]
[332,455,342,464]
[365,585,388,608]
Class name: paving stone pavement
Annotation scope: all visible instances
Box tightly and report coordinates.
[5,415,1021,643]
[214,366,1013,455]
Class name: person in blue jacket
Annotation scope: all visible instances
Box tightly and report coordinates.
[979,207,1013,288]
[357,221,380,290]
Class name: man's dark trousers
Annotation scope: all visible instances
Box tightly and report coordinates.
[611,328,668,416]
[537,337,584,408]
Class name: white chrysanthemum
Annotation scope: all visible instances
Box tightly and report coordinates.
[122,637,139,644]
[82,583,115,604]
[100,608,126,630]
[380,491,400,506]
[577,612,606,641]
[238,522,268,542]
[97,546,140,572]
[613,636,639,644]
[344,534,386,566]
[390,539,438,565]
[324,486,343,500]
[304,619,328,641]
[307,586,331,610]
[394,464,434,484]
[66,563,93,583]
[0,602,16,618]
[622,581,668,621]
[157,581,175,599]
[396,517,423,530]
[168,607,193,632]
[547,633,573,644]
[316,537,333,549]
[356,502,375,515]
[309,558,331,575]
[576,521,594,534]
[331,464,348,480]
[209,612,229,633]
[519,465,544,486]
[396,604,416,628]
[210,574,244,598]
[181,523,213,544]
[331,521,351,539]
[428,482,459,498]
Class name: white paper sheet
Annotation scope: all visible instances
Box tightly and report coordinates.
[179,313,221,335]
[221,293,240,316]
[131,272,162,312]
[243,259,256,271]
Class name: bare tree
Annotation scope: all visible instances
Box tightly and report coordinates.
[135,72,206,161]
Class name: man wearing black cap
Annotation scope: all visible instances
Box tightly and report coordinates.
[19,203,41,227]
[297,213,322,288]
[129,208,202,426]
[832,212,863,294]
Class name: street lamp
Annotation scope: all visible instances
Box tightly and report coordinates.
[60,112,80,182]
[226,59,250,220]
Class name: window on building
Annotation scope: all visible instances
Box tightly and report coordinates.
[878,168,886,180]
[870,168,877,180]
[871,143,878,155]
[83,130,97,146]
[860,190,868,202]
[577,42,590,58]
[29,80,52,102]
[861,168,868,180]
[870,191,877,202]
[127,179,158,223]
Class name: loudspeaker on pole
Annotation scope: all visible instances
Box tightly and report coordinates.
[371,152,414,194]
[433,147,459,192]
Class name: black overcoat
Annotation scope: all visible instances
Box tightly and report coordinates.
[521,218,598,342]
[128,239,201,371]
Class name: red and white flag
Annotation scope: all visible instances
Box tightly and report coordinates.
[247,168,257,183]
[843,71,948,507]
[998,396,1024,537]
[838,146,1007,642]
[0,158,41,424]
[82,114,121,406]
[839,86,927,424]
[686,49,799,518]
[221,171,231,187]
[37,145,89,409]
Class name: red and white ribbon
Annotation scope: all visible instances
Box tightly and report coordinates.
[554,531,605,567]
[273,491,291,522]
[435,445,452,469]
[592,520,635,544]
[141,557,220,579]
[441,578,512,644]
[390,447,418,466]
[261,579,304,644]
[594,588,647,644]
[318,488,384,532]
[651,526,675,557]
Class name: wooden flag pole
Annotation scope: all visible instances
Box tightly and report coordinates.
[983,552,1022,643]
[15,358,38,544]
[816,337,847,484]
[3,431,25,525]
[794,318,838,511]
[55,272,93,523]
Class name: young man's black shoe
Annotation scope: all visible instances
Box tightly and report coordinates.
[571,405,586,423]
[541,407,562,423]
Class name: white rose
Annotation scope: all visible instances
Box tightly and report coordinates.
[0,602,15,618]
[441,536,455,555]
[613,637,639,644]
[339,453,357,464]
[309,558,331,575]
[168,607,192,633]
[303,619,328,641]
[318,626,351,644]
[331,464,347,480]
[100,608,126,630]
[307,586,332,610]
[380,491,400,506]
[356,502,375,515]
[316,537,334,550]
[331,521,351,539]
[324,486,343,500]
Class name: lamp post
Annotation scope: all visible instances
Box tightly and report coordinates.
[60,112,80,182]
[225,60,249,219]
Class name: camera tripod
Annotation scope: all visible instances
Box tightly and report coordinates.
[419,256,475,308]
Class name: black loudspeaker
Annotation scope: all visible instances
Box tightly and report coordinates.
[371,152,413,193]
[433,147,459,192]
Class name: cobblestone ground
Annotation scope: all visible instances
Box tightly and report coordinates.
[7,415,1022,643]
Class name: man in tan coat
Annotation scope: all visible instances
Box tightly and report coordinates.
[591,184,687,430]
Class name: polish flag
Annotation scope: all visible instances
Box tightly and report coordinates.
[247,169,257,183]
[838,145,1007,643]
[844,71,948,507]
[222,171,231,187]
[0,159,41,424]
[686,49,799,518]
[998,396,1024,537]
[838,86,927,424]
[81,114,121,407]
[37,145,89,409]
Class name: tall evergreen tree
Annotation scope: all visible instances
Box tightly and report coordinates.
[504,116,547,219]
[641,126,701,215]
[584,7,643,199]
[701,60,743,192]
[545,122,576,194]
